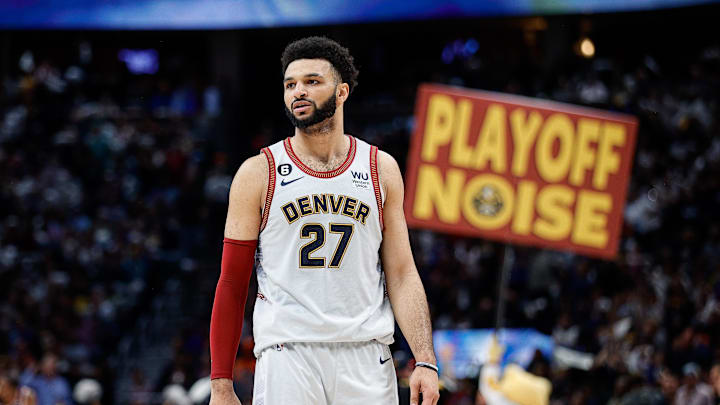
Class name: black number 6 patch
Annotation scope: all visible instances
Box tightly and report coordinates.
[278,164,292,176]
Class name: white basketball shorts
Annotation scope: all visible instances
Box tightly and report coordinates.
[252,340,398,405]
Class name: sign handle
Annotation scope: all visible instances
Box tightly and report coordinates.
[494,244,515,336]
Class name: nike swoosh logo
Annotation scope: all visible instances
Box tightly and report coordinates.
[280,177,304,186]
[380,356,391,365]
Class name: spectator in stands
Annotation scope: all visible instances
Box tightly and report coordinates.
[709,364,720,405]
[19,354,71,405]
[129,369,151,405]
[0,375,37,405]
[674,363,714,405]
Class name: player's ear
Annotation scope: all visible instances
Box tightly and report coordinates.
[336,82,350,105]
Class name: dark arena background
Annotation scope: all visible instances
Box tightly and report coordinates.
[1,1,720,405]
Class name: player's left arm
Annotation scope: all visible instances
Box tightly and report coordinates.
[378,150,440,405]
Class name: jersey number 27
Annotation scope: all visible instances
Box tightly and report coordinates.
[299,223,354,268]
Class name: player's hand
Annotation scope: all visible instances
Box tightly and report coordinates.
[409,366,440,405]
[209,379,242,405]
[209,392,241,405]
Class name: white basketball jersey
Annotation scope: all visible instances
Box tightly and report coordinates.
[252,135,395,356]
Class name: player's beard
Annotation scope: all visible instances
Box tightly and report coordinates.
[284,92,337,131]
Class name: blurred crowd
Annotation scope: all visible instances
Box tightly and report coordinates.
[0,44,226,405]
[2,21,720,405]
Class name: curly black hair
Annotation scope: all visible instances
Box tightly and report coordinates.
[281,36,359,94]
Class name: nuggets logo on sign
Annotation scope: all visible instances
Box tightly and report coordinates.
[404,84,638,259]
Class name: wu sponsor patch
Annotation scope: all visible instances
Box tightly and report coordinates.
[350,170,370,189]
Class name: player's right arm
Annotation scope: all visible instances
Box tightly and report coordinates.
[224,153,268,239]
[209,153,268,405]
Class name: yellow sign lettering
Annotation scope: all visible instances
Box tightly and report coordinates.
[413,165,465,223]
[472,104,507,172]
[448,99,474,167]
[593,122,626,190]
[535,113,574,182]
[569,118,600,187]
[572,190,611,248]
[421,94,455,162]
[510,108,542,177]
[511,180,537,235]
[533,184,574,241]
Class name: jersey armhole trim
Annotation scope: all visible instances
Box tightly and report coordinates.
[370,145,384,230]
[260,147,276,232]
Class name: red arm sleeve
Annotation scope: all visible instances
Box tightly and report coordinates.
[209,238,257,380]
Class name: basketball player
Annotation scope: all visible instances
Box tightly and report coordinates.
[209,37,440,405]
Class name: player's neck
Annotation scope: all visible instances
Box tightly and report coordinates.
[292,116,347,163]
[291,131,348,164]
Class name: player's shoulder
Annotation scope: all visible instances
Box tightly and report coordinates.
[236,153,268,176]
[374,148,401,178]
[230,152,269,191]
[357,137,396,168]
[228,152,270,209]
[368,147,403,194]
[375,149,398,168]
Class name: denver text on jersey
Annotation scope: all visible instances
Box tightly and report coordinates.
[281,194,372,225]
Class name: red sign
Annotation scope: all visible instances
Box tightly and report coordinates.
[404,84,638,259]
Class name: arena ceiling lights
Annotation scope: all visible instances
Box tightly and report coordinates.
[0,0,716,29]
